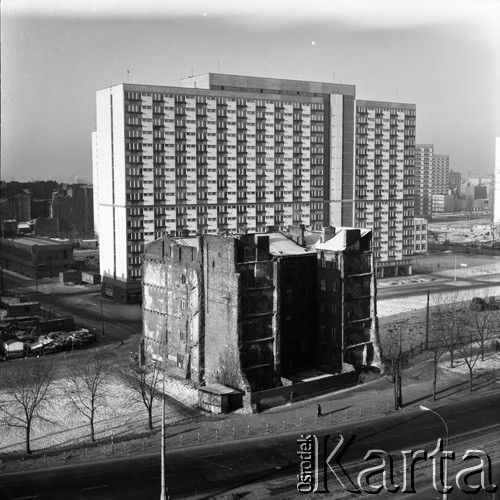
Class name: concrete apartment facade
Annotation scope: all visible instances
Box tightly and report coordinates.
[94,74,357,302]
[142,228,378,402]
[355,100,416,276]
[94,73,418,301]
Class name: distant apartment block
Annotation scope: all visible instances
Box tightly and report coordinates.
[142,228,378,404]
[415,144,433,217]
[449,169,461,193]
[0,193,31,222]
[432,193,454,214]
[495,139,500,225]
[355,100,416,276]
[432,154,450,197]
[49,184,94,237]
[415,145,450,216]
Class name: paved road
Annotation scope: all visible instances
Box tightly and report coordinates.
[377,272,500,317]
[0,392,498,500]
[1,270,142,346]
[378,273,500,299]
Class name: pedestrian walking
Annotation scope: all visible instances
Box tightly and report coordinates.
[317,403,322,417]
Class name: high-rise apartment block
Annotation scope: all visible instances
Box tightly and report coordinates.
[494,138,500,226]
[415,144,433,217]
[415,144,450,217]
[432,154,450,196]
[355,101,416,273]
[93,74,416,301]
[449,169,461,193]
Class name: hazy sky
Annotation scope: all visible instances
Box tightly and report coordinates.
[1,0,499,183]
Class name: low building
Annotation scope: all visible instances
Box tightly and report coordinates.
[0,237,73,278]
[0,297,41,318]
[198,384,243,414]
[0,335,25,359]
[142,227,379,409]
[432,193,455,213]
[413,218,428,254]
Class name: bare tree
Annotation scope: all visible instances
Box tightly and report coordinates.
[380,324,409,410]
[431,293,468,368]
[64,352,113,442]
[428,329,446,401]
[468,296,499,361]
[119,359,161,430]
[455,329,483,392]
[0,358,55,454]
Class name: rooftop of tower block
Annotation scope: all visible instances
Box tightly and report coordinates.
[180,72,356,97]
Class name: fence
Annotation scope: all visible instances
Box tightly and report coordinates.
[250,371,359,411]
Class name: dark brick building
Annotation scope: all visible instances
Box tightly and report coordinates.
[142,228,378,405]
[316,227,379,372]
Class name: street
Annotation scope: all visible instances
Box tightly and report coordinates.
[377,271,500,318]
[1,269,142,347]
[0,392,498,500]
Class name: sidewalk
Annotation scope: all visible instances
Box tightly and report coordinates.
[1,352,499,475]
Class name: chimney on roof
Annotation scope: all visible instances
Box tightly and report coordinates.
[321,226,336,244]
[288,224,306,246]
[255,234,270,261]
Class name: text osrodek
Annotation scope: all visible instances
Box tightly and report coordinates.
[297,434,497,495]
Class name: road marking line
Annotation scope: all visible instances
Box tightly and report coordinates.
[14,496,38,500]
[198,452,223,459]
[81,484,109,491]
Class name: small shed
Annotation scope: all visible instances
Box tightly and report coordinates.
[81,271,101,285]
[0,297,40,318]
[59,269,82,283]
[198,383,243,414]
[0,335,25,359]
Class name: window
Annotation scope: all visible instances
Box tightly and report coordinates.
[181,274,186,284]
[177,353,184,368]
[181,299,186,310]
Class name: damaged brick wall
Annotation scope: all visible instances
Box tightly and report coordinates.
[203,235,251,398]
[142,237,204,383]
[143,240,168,366]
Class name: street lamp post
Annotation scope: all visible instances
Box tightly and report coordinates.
[454,254,457,282]
[100,285,105,336]
[160,361,169,500]
[420,405,449,500]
